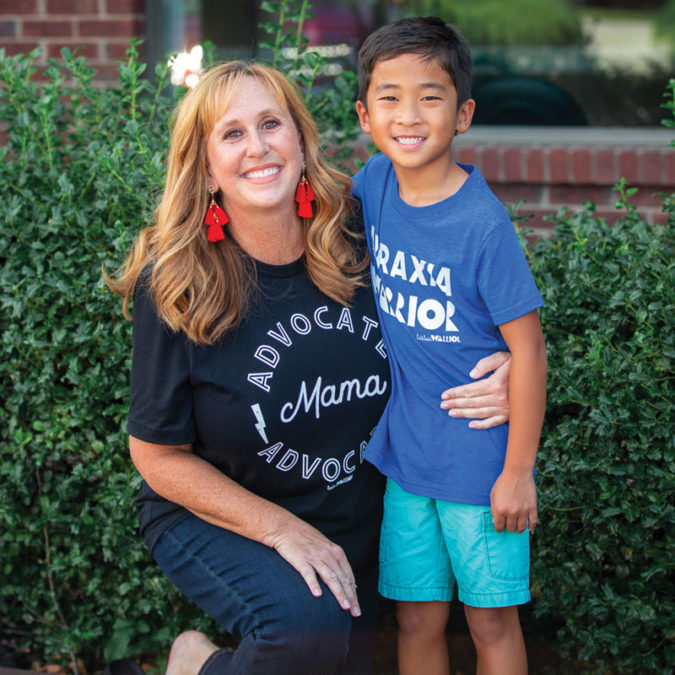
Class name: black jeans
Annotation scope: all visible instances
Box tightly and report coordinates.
[153,513,379,674]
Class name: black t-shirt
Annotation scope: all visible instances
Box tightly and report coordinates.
[129,254,390,570]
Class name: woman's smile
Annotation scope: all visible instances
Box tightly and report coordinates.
[242,165,282,180]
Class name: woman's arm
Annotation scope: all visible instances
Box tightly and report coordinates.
[440,351,511,429]
[129,436,361,617]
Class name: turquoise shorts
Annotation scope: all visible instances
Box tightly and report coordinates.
[378,478,531,608]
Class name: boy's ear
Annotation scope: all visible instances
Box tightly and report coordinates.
[356,100,371,134]
[456,98,476,135]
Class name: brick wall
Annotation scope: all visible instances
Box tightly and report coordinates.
[350,128,673,237]
[454,130,674,237]
[0,0,145,83]
[3,4,672,230]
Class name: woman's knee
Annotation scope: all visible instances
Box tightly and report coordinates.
[253,588,352,666]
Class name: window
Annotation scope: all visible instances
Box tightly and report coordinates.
[148,0,674,127]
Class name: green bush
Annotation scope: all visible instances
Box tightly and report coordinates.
[257,0,362,166]
[657,0,675,48]
[528,180,674,672]
[1,28,673,675]
[0,44,218,669]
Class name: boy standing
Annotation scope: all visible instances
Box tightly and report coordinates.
[352,16,547,675]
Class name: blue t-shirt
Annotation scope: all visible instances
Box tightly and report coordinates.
[353,153,543,505]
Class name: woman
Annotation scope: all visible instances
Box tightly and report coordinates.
[107,61,510,675]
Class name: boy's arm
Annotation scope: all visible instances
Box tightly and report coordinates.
[491,310,547,534]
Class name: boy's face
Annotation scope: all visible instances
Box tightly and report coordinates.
[356,53,474,178]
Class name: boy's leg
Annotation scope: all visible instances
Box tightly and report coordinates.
[396,600,450,675]
[377,479,455,675]
[435,501,531,675]
[463,605,526,675]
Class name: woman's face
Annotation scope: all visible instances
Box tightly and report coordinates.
[206,77,304,220]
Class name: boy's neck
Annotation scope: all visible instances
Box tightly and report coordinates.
[394,155,469,207]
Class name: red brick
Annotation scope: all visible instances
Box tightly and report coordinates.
[47,0,99,13]
[0,19,15,35]
[47,41,98,58]
[79,18,144,37]
[571,148,592,184]
[491,184,541,204]
[503,147,523,181]
[649,210,669,226]
[105,0,144,13]
[593,205,623,225]
[478,147,500,182]
[104,41,133,59]
[628,187,664,207]
[351,145,371,164]
[665,150,675,186]
[549,185,610,206]
[2,41,40,54]
[548,148,569,183]
[594,149,616,185]
[525,149,545,183]
[639,150,662,185]
[456,147,476,165]
[618,149,639,184]
[91,63,120,80]
[23,20,73,37]
[0,0,36,13]
[526,210,558,236]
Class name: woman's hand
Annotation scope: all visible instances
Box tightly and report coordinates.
[440,351,511,429]
[129,436,361,617]
[267,519,361,618]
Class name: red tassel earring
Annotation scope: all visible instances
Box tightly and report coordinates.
[204,186,229,242]
[295,163,315,218]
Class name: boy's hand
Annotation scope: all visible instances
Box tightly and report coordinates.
[490,470,537,534]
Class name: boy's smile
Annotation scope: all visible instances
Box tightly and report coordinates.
[356,53,475,204]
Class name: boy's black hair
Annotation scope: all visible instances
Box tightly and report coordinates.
[357,16,472,109]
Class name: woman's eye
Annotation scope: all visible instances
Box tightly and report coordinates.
[262,118,280,130]
[223,129,242,140]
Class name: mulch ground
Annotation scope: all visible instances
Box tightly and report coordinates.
[2,599,587,674]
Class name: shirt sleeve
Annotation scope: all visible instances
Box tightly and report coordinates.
[128,275,195,445]
[476,218,544,326]
[351,165,365,200]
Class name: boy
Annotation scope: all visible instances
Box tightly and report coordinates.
[352,16,547,675]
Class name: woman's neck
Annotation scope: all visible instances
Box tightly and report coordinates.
[227,207,305,265]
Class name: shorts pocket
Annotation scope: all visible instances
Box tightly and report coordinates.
[481,512,529,581]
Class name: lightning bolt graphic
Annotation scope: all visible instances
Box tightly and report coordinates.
[251,403,268,443]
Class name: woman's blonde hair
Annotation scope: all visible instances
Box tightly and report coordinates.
[106,61,365,344]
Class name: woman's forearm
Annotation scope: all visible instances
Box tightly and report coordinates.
[130,436,295,545]
[129,435,362,615]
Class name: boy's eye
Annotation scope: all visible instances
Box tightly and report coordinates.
[378,96,398,102]
[421,95,441,101]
